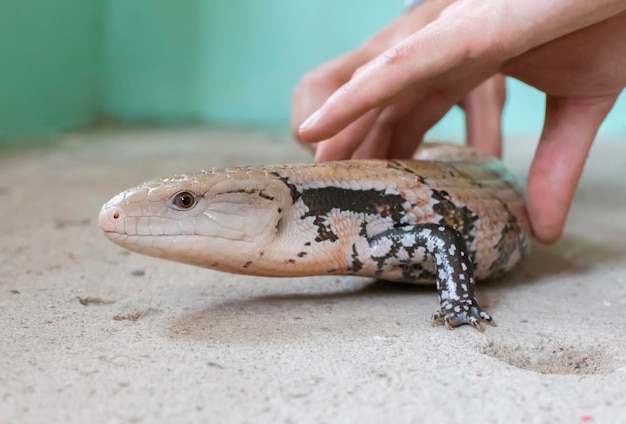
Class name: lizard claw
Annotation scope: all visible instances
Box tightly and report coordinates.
[431,302,496,332]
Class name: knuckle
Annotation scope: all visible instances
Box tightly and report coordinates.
[379,44,409,68]
[335,80,356,99]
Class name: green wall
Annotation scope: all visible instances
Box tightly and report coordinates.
[104,0,625,137]
[0,0,104,140]
[104,0,399,126]
[0,1,624,142]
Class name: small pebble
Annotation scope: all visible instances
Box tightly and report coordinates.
[128,268,145,277]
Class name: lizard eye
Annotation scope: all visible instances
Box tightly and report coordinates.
[169,191,197,210]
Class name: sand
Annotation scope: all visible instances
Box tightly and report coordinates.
[1,128,624,423]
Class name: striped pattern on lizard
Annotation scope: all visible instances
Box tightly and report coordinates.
[99,143,532,331]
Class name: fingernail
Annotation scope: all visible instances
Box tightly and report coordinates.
[299,109,321,132]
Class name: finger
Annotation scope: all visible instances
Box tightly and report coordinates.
[352,90,431,159]
[293,0,455,144]
[387,88,464,159]
[314,109,381,162]
[526,94,618,243]
[461,75,506,157]
[352,110,395,159]
[297,15,482,142]
[291,50,365,141]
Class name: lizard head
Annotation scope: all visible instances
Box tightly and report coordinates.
[98,167,293,271]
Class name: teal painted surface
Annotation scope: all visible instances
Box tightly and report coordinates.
[1,1,624,142]
[0,0,104,140]
[104,0,207,121]
[105,0,400,125]
[106,1,625,137]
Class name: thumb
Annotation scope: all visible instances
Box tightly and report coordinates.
[526,94,618,243]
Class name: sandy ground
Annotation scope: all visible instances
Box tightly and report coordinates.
[1,128,625,424]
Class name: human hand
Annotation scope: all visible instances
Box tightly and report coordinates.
[291,0,506,160]
[294,0,626,242]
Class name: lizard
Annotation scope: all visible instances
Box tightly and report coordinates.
[99,143,532,331]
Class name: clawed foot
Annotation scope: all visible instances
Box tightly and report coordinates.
[431,299,495,332]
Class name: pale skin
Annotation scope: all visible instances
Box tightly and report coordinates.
[292,0,626,243]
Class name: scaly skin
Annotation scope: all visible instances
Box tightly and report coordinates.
[99,143,531,331]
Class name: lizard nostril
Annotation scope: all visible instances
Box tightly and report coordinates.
[99,203,125,235]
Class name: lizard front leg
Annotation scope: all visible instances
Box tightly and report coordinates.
[369,223,495,331]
